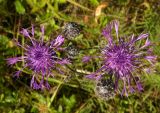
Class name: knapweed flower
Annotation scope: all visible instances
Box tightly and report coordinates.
[7,25,68,90]
[86,20,156,96]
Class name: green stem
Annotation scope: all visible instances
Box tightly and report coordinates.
[47,83,62,108]
[66,0,93,12]
[47,77,78,88]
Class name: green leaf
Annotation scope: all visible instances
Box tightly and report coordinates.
[89,0,99,6]
[57,0,66,4]
[58,105,63,113]
[14,0,25,14]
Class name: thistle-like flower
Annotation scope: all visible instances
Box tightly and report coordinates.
[86,20,156,96]
[7,25,68,90]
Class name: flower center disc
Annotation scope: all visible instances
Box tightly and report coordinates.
[34,51,44,60]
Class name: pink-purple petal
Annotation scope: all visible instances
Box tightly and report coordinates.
[52,35,64,47]
[136,33,149,41]
[102,24,113,46]
[86,73,97,79]
[21,28,30,37]
[82,56,91,63]
[113,20,119,38]
[40,25,45,42]
[141,38,151,49]
[31,24,34,37]
[57,59,70,65]
[145,56,157,63]
[7,57,21,65]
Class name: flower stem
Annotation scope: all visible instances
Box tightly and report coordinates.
[47,83,62,108]
[66,0,93,12]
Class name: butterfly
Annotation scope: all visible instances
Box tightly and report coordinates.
[65,44,79,60]
[62,22,83,40]
[95,77,115,100]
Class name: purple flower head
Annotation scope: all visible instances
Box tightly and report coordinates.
[7,25,67,90]
[87,20,156,96]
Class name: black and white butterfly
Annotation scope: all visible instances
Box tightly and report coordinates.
[65,44,79,60]
[62,22,83,40]
[95,77,115,100]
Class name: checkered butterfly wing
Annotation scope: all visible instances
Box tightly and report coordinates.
[62,22,82,40]
[95,77,115,100]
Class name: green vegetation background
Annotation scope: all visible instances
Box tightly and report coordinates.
[0,0,160,113]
